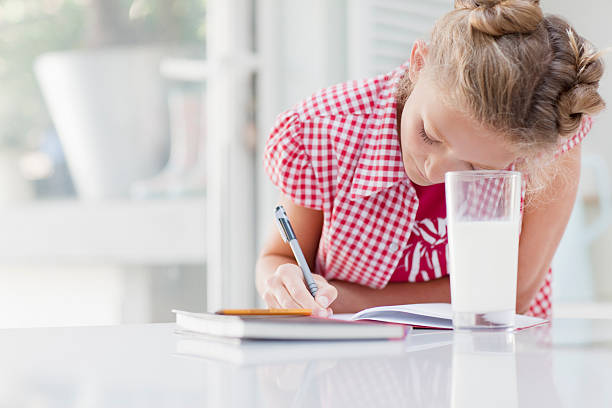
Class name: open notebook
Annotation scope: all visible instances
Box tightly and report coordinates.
[348,303,548,330]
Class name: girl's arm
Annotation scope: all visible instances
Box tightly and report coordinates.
[331,147,581,314]
[330,277,451,313]
[515,146,581,313]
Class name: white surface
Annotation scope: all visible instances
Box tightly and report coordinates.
[0,198,205,265]
[175,332,409,365]
[452,337,518,408]
[0,319,611,407]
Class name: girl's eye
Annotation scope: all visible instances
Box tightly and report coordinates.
[419,128,436,145]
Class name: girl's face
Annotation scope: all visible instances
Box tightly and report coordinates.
[399,76,518,186]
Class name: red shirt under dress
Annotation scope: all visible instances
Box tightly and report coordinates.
[390,183,448,283]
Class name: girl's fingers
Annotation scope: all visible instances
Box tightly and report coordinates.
[265,273,301,309]
[265,265,335,317]
[272,285,303,309]
[312,275,338,309]
[262,289,282,309]
[265,266,316,311]
[277,267,326,314]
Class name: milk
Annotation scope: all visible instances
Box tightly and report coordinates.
[447,220,520,313]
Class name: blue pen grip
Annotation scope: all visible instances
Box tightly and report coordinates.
[306,281,318,297]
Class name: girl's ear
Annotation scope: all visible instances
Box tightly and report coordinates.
[409,40,428,82]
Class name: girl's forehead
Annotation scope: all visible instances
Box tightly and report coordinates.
[419,85,519,169]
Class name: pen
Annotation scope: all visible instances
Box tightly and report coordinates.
[274,205,319,297]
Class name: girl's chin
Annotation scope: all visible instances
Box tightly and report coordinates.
[409,166,433,186]
[409,177,434,187]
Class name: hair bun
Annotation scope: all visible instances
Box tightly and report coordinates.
[557,84,604,135]
[455,0,543,36]
[556,29,605,135]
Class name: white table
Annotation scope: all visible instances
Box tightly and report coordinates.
[0,319,611,407]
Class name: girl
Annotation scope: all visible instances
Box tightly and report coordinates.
[256,0,606,318]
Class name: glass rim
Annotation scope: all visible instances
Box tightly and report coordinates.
[445,170,521,180]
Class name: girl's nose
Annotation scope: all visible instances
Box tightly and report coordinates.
[425,154,471,183]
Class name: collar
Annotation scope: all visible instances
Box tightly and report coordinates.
[350,61,411,200]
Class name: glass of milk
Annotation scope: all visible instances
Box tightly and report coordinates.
[445,170,522,330]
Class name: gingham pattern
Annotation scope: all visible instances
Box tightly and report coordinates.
[455,176,508,220]
[264,62,591,319]
[556,115,591,157]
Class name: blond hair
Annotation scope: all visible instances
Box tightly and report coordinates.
[397,0,606,197]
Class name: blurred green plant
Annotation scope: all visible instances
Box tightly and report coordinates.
[0,0,206,149]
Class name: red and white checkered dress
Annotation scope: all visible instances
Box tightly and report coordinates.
[264,62,591,319]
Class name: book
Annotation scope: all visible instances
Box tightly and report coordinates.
[173,309,409,341]
[350,303,548,330]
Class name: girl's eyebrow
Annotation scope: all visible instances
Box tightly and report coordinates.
[425,118,448,145]
[424,111,515,170]
[425,115,513,170]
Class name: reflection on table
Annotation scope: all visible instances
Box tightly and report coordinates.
[0,320,610,407]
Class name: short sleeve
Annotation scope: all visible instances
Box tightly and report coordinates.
[555,115,592,158]
[263,110,323,210]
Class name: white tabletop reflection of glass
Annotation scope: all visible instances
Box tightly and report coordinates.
[0,319,611,407]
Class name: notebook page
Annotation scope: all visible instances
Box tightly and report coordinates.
[350,303,547,330]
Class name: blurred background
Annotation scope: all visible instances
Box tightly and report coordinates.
[0,0,610,328]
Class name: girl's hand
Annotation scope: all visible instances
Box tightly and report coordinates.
[262,263,337,317]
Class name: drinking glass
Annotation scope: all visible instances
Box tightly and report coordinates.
[445,170,522,330]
